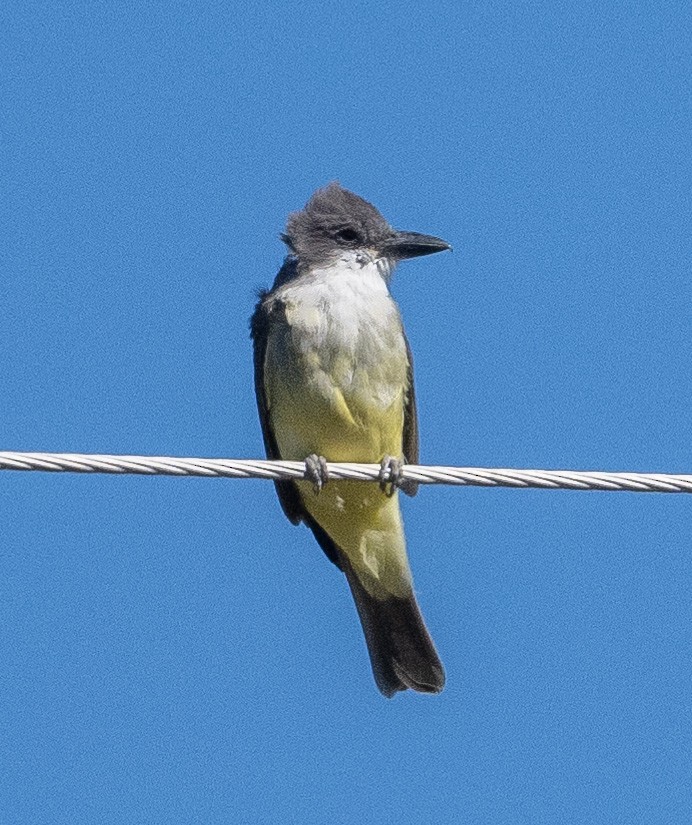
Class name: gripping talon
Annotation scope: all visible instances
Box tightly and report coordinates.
[379,455,403,496]
[304,454,329,493]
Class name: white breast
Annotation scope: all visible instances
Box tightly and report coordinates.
[265,253,410,461]
[277,253,404,369]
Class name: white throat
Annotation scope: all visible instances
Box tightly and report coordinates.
[276,251,403,357]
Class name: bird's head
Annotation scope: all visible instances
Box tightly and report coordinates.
[282,182,450,271]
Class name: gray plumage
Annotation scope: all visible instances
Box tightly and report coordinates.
[282,183,393,269]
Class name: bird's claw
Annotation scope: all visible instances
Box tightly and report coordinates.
[379,455,404,496]
[304,454,329,493]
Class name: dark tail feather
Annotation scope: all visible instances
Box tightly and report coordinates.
[340,555,445,698]
[303,512,445,697]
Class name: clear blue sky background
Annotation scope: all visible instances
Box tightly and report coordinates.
[2,2,691,823]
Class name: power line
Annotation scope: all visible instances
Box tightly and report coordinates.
[0,451,690,494]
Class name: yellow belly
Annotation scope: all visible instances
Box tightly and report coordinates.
[270,378,405,463]
[262,292,414,599]
[297,477,412,599]
[266,325,408,463]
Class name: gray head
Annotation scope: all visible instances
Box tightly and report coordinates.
[283,182,450,270]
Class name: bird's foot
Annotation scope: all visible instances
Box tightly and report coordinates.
[379,455,404,496]
[304,454,329,493]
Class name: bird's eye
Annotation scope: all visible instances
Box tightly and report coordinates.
[335,228,360,243]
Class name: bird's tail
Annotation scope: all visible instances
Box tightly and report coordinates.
[302,509,445,697]
[339,552,445,697]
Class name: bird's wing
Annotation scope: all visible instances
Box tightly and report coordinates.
[250,293,305,525]
[401,332,420,497]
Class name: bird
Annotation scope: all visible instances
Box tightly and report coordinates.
[250,182,450,696]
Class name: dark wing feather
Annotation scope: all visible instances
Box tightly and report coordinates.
[250,292,305,525]
[401,332,420,497]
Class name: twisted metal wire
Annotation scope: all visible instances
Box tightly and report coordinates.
[1,451,691,493]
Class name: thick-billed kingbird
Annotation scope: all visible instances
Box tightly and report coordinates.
[251,183,450,696]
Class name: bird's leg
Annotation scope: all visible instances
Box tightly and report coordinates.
[379,455,404,496]
[304,454,329,493]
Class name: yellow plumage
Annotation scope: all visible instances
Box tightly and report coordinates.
[265,288,413,601]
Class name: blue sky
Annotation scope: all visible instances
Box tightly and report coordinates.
[2,1,691,822]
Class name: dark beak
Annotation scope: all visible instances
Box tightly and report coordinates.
[382,230,451,260]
